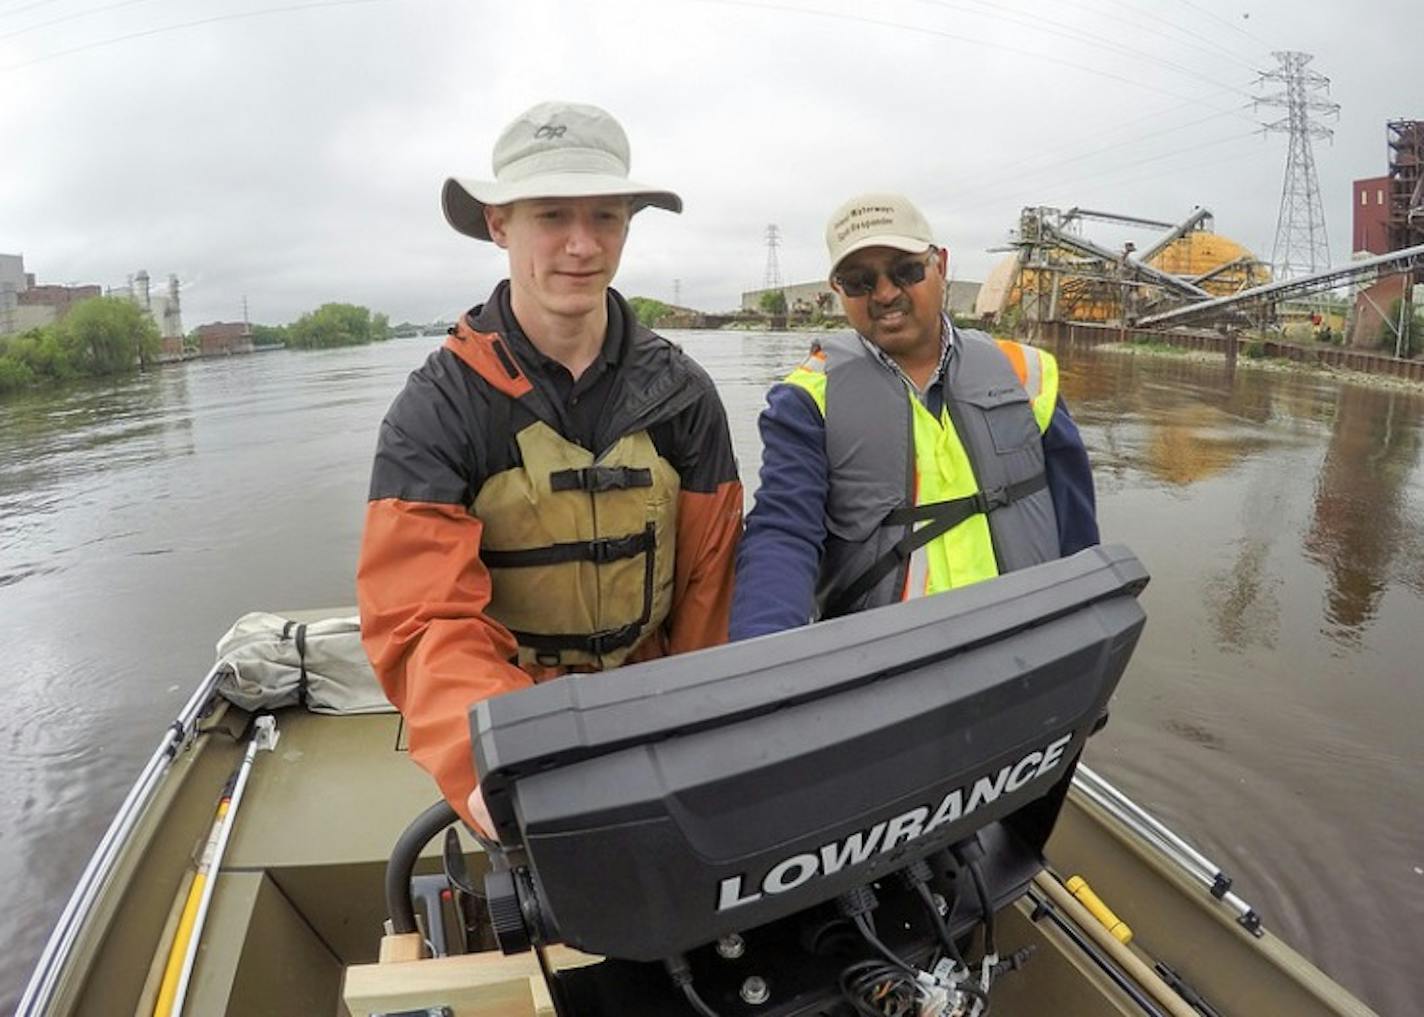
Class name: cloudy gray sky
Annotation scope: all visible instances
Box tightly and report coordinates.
[2,0,1418,327]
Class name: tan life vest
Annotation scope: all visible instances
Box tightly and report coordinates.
[473,419,680,670]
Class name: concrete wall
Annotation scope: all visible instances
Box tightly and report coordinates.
[741,280,838,314]
[14,305,57,332]
[0,254,25,293]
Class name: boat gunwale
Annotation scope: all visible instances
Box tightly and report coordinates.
[16,662,228,1017]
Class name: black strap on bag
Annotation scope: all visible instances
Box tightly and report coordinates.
[823,473,1048,619]
[281,620,310,708]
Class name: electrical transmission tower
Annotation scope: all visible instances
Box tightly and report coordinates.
[763,224,784,291]
[1257,51,1339,280]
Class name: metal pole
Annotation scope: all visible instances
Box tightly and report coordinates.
[16,666,226,1017]
[168,716,278,1016]
[1072,766,1262,935]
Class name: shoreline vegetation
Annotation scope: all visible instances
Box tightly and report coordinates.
[0,300,391,399]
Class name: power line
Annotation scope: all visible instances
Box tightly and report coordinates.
[1164,0,1274,55]
[1077,0,1265,69]
[941,99,1255,208]
[913,0,1260,100]
[685,0,1272,110]
[0,0,163,42]
[0,0,66,21]
[947,128,1261,215]
[1,0,390,70]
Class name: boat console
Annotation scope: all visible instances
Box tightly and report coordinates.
[461,544,1148,1015]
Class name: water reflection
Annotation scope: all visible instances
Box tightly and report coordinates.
[1303,385,1423,645]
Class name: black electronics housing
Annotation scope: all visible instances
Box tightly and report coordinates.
[472,545,1148,963]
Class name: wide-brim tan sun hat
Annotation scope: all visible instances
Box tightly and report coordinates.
[443,101,683,242]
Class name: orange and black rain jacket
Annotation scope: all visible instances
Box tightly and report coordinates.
[356,283,743,826]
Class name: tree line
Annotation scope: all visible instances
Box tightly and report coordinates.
[252,302,391,350]
[0,298,392,398]
[0,296,160,395]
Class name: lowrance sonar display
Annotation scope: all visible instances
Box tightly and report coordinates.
[472,544,1148,965]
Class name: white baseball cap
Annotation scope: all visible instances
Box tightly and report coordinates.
[825,192,935,273]
[443,101,683,241]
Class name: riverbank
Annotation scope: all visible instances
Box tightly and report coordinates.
[1095,339,1424,392]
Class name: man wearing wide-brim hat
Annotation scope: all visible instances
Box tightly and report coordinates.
[357,102,743,837]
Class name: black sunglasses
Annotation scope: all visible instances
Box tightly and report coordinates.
[833,249,937,298]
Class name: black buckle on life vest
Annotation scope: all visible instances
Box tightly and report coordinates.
[973,486,1011,515]
[589,532,649,563]
[550,466,654,493]
[515,621,644,663]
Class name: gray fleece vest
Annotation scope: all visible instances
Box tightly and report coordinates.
[815,328,1060,616]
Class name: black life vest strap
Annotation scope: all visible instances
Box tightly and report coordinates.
[481,525,654,569]
[511,621,644,661]
[549,465,653,493]
[824,472,1048,618]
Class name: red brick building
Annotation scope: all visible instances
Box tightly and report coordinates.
[1352,176,1391,255]
[16,283,102,320]
[193,322,254,357]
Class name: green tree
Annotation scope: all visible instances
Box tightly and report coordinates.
[372,312,391,341]
[61,296,161,374]
[286,303,378,349]
[627,296,670,328]
[0,355,36,394]
[251,324,289,348]
[0,297,161,397]
[758,290,787,315]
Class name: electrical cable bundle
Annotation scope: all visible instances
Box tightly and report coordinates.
[838,959,921,1017]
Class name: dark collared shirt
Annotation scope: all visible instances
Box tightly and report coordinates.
[496,285,626,453]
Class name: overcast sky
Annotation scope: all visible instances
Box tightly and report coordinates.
[2,0,1419,327]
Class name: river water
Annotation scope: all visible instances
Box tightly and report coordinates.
[1,333,1420,1014]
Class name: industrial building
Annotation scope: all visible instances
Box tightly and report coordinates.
[975,207,1269,326]
[1,255,184,343]
[740,278,982,319]
[106,269,184,342]
[190,322,255,357]
[1349,120,1423,348]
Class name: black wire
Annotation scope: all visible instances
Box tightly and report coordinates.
[912,879,965,969]
[386,799,459,935]
[960,981,991,1016]
[853,913,917,975]
[838,959,917,1017]
[681,982,722,1017]
[968,859,997,960]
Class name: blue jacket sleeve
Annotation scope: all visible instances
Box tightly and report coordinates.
[1042,397,1099,556]
[729,384,828,641]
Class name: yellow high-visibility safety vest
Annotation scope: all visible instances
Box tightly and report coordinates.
[783,331,1059,613]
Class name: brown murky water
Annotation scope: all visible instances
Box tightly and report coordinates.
[1,334,1420,1014]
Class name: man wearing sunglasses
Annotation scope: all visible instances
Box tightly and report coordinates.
[729,192,1098,638]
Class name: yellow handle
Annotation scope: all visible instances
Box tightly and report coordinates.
[1065,875,1133,944]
